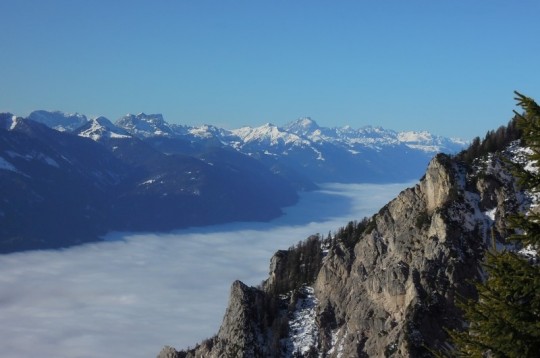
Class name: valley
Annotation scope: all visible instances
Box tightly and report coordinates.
[0,182,409,358]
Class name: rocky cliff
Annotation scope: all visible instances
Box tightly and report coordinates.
[159,146,527,357]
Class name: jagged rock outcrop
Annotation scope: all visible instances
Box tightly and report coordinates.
[205,281,273,357]
[162,150,525,357]
[313,155,474,357]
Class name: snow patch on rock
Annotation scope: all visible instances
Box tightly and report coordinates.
[0,156,19,173]
[282,286,319,356]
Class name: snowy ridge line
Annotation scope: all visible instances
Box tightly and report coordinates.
[19,110,467,154]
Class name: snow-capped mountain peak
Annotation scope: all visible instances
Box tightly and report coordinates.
[231,123,308,147]
[77,116,131,141]
[397,130,466,153]
[116,113,175,138]
[0,113,20,131]
[285,117,320,135]
[187,124,230,139]
[28,110,88,132]
[397,130,433,142]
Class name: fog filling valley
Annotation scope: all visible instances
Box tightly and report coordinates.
[0,182,414,358]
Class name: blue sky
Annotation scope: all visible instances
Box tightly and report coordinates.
[1,0,539,139]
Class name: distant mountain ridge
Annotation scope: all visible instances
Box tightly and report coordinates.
[27,110,466,153]
[26,110,468,183]
[28,110,88,132]
[113,113,466,154]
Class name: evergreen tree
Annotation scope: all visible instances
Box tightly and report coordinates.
[456,114,522,165]
[447,92,540,357]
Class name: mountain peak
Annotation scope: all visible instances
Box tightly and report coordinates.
[76,116,131,141]
[92,116,117,128]
[0,113,19,131]
[397,130,467,153]
[120,113,166,125]
[116,113,173,138]
[231,122,306,147]
[285,117,320,134]
[137,113,164,122]
[27,110,88,132]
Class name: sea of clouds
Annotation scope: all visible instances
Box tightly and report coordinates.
[0,182,415,358]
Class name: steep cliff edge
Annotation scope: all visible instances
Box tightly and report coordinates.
[159,149,526,357]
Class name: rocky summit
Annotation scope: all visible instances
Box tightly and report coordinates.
[159,140,529,357]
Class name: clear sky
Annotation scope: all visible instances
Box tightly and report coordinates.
[1,0,539,139]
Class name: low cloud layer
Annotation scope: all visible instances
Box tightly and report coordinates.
[0,182,413,358]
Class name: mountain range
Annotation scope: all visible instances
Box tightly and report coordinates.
[30,110,467,183]
[0,110,467,252]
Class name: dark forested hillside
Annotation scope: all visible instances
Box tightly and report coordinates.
[0,114,301,253]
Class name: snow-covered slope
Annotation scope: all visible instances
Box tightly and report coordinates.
[398,130,469,153]
[0,113,20,131]
[283,286,320,356]
[76,116,131,141]
[231,123,310,147]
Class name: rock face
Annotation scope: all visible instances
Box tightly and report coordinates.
[162,150,525,357]
[313,155,474,357]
